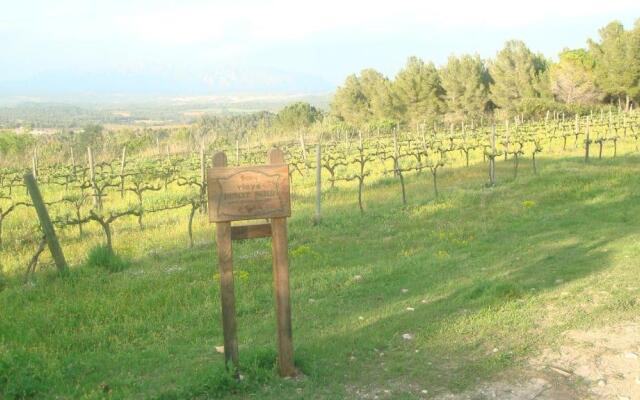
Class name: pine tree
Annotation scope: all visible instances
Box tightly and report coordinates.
[440,54,491,123]
[331,69,395,125]
[331,74,369,125]
[550,49,603,105]
[358,69,396,121]
[588,20,640,110]
[489,40,547,116]
[392,56,444,127]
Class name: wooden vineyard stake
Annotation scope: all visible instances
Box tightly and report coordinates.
[487,126,498,186]
[87,147,100,210]
[24,172,68,275]
[70,147,76,172]
[299,133,308,171]
[392,129,399,176]
[200,144,208,214]
[120,146,127,198]
[314,144,321,224]
[207,148,296,377]
[32,148,38,182]
[585,117,592,163]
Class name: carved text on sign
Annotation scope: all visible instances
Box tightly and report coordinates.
[207,165,290,222]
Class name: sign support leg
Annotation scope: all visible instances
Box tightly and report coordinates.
[271,217,295,377]
[267,148,296,377]
[217,221,239,372]
[213,151,239,373]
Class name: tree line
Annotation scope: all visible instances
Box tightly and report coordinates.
[331,19,640,127]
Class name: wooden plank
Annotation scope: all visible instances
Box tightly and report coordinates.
[231,223,271,241]
[268,148,296,377]
[213,152,239,373]
[23,172,68,275]
[207,164,290,222]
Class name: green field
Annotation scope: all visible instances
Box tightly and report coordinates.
[2,147,639,398]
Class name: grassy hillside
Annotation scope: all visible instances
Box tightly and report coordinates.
[1,153,639,399]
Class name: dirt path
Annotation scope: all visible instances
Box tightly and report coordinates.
[349,321,639,399]
[434,321,640,400]
[531,321,640,400]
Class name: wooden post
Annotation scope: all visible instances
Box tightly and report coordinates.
[314,144,321,224]
[585,117,591,163]
[299,133,308,174]
[299,133,308,162]
[200,146,206,186]
[200,145,207,213]
[213,151,239,372]
[24,172,68,275]
[574,114,579,148]
[504,120,509,161]
[70,147,76,175]
[268,148,296,377]
[31,151,38,182]
[87,147,100,210]
[489,126,496,185]
[392,129,399,176]
[120,146,127,198]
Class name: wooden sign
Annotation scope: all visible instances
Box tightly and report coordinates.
[207,148,296,378]
[207,164,290,222]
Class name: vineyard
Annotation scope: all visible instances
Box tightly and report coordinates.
[1,108,640,398]
[1,110,638,276]
[3,4,640,398]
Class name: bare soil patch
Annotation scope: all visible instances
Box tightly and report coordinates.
[435,321,640,399]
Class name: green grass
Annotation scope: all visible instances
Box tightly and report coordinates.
[1,149,640,398]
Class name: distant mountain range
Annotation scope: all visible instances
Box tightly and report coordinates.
[0,66,335,97]
[0,92,333,128]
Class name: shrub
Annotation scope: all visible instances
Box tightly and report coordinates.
[86,245,129,273]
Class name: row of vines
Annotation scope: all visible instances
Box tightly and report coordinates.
[1,111,639,277]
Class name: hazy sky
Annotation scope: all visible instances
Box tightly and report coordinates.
[2,0,639,95]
